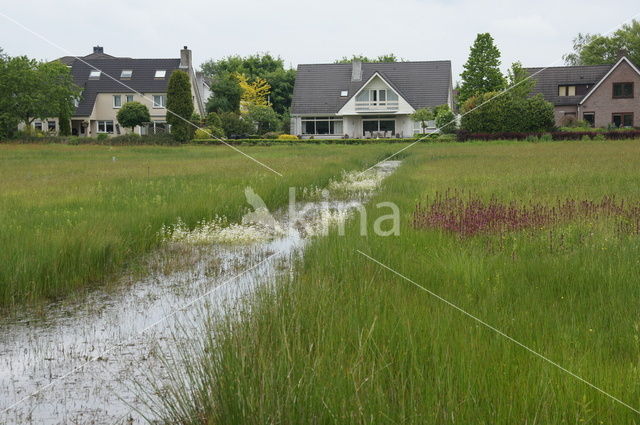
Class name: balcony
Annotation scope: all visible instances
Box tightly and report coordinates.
[355,100,399,112]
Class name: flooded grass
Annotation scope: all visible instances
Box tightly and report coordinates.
[158,140,640,424]
[0,143,404,312]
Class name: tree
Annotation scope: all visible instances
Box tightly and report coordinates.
[434,105,457,134]
[218,112,254,138]
[564,20,640,66]
[459,33,505,103]
[335,54,403,63]
[0,56,80,138]
[116,101,150,132]
[201,53,295,116]
[235,73,271,110]
[410,108,434,134]
[166,70,194,142]
[245,105,280,134]
[506,61,536,98]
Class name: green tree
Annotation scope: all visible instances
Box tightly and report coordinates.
[410,108,434,134]
[218,112,254,138]
[245,105,280,135]
[116,101,150,132]
[459,33,505,103]
[335,54,402,63]
[166,70,194,142]
[202,54,295,115]
[0,56,79,131]
[434,105,457,134]
[207,72,243,113]
[564,20,640,66]
[506,61,536,98]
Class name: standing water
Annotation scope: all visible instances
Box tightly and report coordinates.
[0,161,400,424]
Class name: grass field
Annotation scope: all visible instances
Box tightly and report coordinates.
[0,143,400,311]
[161,140,640,424]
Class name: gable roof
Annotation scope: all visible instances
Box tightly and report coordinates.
[580,56,640,104]
[524,64,613,106]
[291,61,452,115]
[58,51,122,66]
[69,58,182,116]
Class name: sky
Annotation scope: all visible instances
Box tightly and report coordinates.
[0,0,638,81]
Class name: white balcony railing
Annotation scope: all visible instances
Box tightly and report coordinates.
[355,101,399,112]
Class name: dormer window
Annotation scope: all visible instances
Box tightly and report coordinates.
[120,70,133,79]
[340,90,349,97]
[155,70,166,79]
[558,85,576,96]
[89,70,101,80]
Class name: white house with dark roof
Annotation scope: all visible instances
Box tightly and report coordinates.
[30,46,208,137]
[290,60,453,138]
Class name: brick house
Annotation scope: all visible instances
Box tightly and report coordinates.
[526,56,640,128]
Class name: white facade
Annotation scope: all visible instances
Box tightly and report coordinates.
[291,72,440,139]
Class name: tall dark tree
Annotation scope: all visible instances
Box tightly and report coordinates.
[166,70,194,142]
[459,33,505,103]
[564,20,640,66]
[206,72,243,113]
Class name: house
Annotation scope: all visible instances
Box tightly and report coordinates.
[290,60,453,138]
[526,56,640,128]
[30,46,208,137]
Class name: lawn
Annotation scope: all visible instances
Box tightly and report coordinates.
[0,143,400,311]
[164,140,640,424]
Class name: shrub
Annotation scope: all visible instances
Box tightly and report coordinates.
[97,133,109,141]
[593,134,606,141]
[434,105,457,134]
[205,112,222,128]
[277,134,298,141]
[581,134,592,142]
[219,112,254,138]
[263,131,282,139]
[166,70,195,142]
[116,101,151,131]
[194,126,225,140]
[540,133,553,142]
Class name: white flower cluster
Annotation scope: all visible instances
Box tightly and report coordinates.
[328,169,384,194]
[160,216,285,245]
[295,207,353,237]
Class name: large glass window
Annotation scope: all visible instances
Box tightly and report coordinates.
[301,117,344,135]
[97,120,114,133]
[613,82,634,99]
[363,119,395,134]
[612,113,633,127]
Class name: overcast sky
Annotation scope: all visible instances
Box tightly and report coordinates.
[1,0,638,81]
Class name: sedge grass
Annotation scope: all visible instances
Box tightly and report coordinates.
[160,139,640,424]
[0,143,402,312]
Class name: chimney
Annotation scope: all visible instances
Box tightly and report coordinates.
[180,46,192,69]
[93,46,103,54]
[351,60,362,82]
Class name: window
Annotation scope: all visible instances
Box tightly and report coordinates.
[47,121,56,131]
[154,70,166,79]
[153,95,166,108]
[340,90,349,97]
[613,82,634,98]
[558,85,576,96]
[113,95,122,108]
[363,118,395,134]
[97,120,114,133]
[612,113,634,127]
[583,112,595,127]
[89,70,101,79]
[120,70,133,79]
[301,117,344,135]
[126,95,134,103]
[34,122,42,131]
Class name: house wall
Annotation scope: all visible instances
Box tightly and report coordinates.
[553,105,578,126]
[580,60,640,127]
[338,75,415,116]
[89,93,167,136]
[291,114,415,138]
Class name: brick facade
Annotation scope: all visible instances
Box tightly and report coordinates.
[580,60,640,127]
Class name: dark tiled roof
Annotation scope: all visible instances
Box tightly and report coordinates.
[524,64,612,106]
[70,58,181,116]
[57,52,121,66]
[291,61,452,115]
